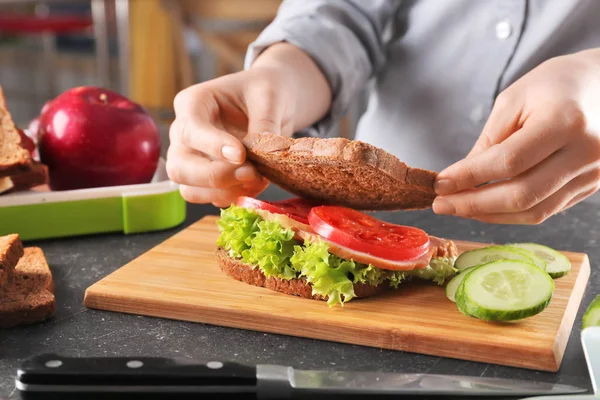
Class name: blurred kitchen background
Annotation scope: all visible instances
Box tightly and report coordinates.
[0,0,364,153]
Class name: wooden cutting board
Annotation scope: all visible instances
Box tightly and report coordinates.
[84,215,591,372]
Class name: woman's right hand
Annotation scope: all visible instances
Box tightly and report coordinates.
[167,42,332,207]
[166,65,296,208]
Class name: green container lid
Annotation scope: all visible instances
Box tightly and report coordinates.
[0,158,186,241]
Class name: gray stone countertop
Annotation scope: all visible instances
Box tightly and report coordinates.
[0,186,598,399]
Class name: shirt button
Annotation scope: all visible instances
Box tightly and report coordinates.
[495,20,513,40]
[470,105,485,124]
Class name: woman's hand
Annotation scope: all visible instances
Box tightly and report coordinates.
[433,49,600,224]
[167,66,294,207]
[166,43,331,208]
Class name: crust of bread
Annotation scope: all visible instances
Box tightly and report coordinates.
[242,133,437,210]
[0,85,32,176]
[0,234,23,287]
[2,162,48,194]
[0,247,56,329]
[216,248,387,302]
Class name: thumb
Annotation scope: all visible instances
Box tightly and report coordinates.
[246,90,286,136]
[466,92,523,158]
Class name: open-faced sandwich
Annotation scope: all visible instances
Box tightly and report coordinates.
[215,133,458,307]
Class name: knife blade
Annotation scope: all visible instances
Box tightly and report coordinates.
[15,354,586,399]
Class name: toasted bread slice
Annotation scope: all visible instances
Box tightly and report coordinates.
[0,247,56,329]
[0,162,48,194]
[0,85,32,176]
[0,234,23,287]
[242,133,437,210]
[216,248,387,301]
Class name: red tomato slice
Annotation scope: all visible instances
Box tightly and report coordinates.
[235,196,315,224]
[274,198,317,219]
[308,206,430,261]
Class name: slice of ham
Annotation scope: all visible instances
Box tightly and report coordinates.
[250,208,313,233]
[430,235,459,259]
[297,230,437,271]
[252,207,457,271]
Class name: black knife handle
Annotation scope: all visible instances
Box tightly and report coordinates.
[16,353,257,400]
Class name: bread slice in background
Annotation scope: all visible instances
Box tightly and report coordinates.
[0,234,23,287]
[0,247,56,329]
[0,162,48,194]
[242,133,437,210]
[0,85,32,176]
[216,248,387,301]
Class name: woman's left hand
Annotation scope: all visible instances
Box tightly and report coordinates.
[433,49,600,224]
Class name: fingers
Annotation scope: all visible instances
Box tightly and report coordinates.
[169,118,246,164]
[172,84,248,163]
[466,92,523,158]
[179,178,269,208]
[166,143,268,207]
[245,82,287,136]
[440,166,600,225]
[433,149,576,215]
[435,116,566,195]
[559,186,599,213]
[166,145,260,189]
[559,168,600,212]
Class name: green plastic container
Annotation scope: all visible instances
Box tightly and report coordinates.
[0,158,186,241]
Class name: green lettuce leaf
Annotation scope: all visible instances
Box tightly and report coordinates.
[290,239,356,306]
[408,257,457,285]
[241,219,298,280]
[388,271,408,289]
[216,205,260,258]
[352,262,387,287]
[288,239,390,307]
[216,205,455,307]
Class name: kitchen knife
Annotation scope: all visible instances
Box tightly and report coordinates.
[15,354,586,399]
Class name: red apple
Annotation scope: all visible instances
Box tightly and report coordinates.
[38,86,161,191]
[40,99,53,116]
[26,100,52,141]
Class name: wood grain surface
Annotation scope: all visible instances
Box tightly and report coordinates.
[84,215,591,372]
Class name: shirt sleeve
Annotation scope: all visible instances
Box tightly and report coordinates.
[244,0,398,137]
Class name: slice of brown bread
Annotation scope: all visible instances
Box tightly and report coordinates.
[0,247,56,329]
[0,161,49,194]
[242,133,437,210]
[0,234,23,287]
[216,248,387,302]
[0,85,32,176]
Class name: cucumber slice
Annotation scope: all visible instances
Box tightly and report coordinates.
[454,246,536,272]
[446,266,477,302]
[502,247,547,272]
[508,243,570,278]
[583,295,600,329]
[455,260,554,321]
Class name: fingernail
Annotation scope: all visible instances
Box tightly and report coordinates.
[434,179,457,195]
[433,197,456,215]
[235,165,257,182]
[222,146,244,163]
